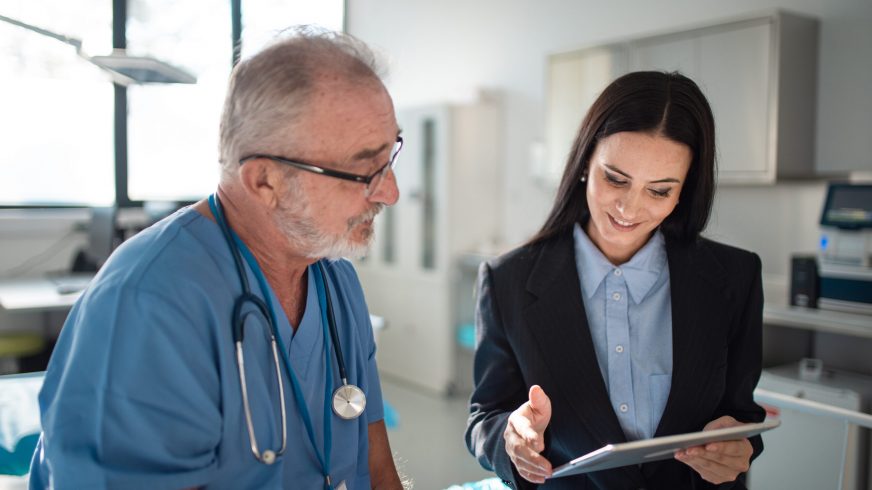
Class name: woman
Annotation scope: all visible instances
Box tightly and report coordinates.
[465,71,765,489]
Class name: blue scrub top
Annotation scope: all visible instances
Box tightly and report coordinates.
[28,206,385,489]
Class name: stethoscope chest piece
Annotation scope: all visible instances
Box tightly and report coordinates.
[333,384,366,420]
[261,450,277,465]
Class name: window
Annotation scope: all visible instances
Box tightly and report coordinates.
[126,0,345,204]
[0,2,114,206]
[126,0,231,203]
[0,0,345,208]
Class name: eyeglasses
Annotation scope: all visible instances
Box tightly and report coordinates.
[239,136,404,198]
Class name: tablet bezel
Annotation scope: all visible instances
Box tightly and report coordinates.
[550,418,780,478]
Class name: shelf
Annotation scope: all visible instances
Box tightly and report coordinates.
[763,304,872,339]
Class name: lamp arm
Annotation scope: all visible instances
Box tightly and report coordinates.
[0,14,84,53]
[0,12,196,85]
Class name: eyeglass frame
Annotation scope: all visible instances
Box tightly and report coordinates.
[238,136,404,196]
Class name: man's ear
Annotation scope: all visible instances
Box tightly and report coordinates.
[238,159,283,208]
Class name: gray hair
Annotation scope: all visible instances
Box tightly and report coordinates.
[218,25,386,177]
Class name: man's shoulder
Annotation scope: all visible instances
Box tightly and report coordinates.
[94,207,220,296]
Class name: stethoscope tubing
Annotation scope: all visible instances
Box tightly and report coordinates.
[211,195,289,464]
[208,194,364,479]
[319,261,348,383]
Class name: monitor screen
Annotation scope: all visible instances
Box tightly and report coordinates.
[819,183,872,229]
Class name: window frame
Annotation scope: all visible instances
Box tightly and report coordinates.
[0,0,347,209]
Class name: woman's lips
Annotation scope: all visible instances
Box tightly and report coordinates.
[608,213,639,231]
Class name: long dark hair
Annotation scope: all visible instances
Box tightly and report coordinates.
[530,71,716,245]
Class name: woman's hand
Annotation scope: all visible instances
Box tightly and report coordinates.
[674,415,754,484]
[504,385,554,483]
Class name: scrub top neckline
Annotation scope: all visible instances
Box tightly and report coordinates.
[188,206,322,369]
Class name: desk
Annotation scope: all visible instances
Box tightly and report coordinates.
[764,304,872,339]
[0,276,386,333]
[0,276,91,313]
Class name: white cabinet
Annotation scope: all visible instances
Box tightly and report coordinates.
[697,22,772,180]
[355,98,501,394]
[545,11,819,185]
[545,46,627,183]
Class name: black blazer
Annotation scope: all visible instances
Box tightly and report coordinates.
[465,230,766,490]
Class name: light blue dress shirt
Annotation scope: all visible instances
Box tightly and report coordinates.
[573,224,673,441]
[29,206,384,489]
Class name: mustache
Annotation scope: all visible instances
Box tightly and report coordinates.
[348,204,384,228]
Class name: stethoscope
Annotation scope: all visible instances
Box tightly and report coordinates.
[208,194,365,483]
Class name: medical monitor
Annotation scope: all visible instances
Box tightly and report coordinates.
[819,183,872,230]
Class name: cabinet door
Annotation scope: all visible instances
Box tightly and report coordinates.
[393,107,448,272]
[627,20,774,183]
[629,34,698,79]
[698,20,773,182]
[545,46,627,183]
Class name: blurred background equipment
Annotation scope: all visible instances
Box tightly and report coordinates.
[0,13,195,85]
[818,183,872,314]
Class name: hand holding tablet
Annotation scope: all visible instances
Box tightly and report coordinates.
[550,418,779,479]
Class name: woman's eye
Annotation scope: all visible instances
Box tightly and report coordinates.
[650,188,671,198]
[604,173,627,186]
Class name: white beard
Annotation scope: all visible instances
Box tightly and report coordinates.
[273,192,382,260]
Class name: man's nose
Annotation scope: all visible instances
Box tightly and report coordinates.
[368,169,400,206]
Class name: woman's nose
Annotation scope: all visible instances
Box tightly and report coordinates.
[616,192,641,218]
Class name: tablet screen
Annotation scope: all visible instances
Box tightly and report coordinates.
[551,419,780,478]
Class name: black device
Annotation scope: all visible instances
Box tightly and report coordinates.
[71,206,117,272]
[790,254,819,308]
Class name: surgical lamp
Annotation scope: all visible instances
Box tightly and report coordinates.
[0,13,196,85]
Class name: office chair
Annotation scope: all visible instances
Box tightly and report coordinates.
[0,333,45,375]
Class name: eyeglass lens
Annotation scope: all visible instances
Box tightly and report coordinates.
[364,139,403,198]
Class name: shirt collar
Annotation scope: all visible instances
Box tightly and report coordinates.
[573,223,613,299]
[573,224,668,304]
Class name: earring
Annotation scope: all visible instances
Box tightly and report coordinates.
[580,173,587,183]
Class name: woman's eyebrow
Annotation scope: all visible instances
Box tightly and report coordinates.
[604,163,631,178]
[650,177,681,184]
[603,163,681,184]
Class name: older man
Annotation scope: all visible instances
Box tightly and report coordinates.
[29,27,403,489]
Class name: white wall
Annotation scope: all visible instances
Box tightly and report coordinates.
[347,0,872,280]
[707,182,827,281]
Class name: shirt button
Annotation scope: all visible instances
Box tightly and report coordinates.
[612,292,621,301]
[615,345,624,353]
[614,269,622,276]
[619,403,629,413]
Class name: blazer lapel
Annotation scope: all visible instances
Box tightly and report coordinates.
[654,238,728,437]
[523,233,627,447]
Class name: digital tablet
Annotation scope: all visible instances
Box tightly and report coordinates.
[550,418,780,478]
